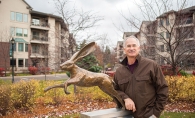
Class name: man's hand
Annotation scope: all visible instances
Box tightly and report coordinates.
[124,98,136,112]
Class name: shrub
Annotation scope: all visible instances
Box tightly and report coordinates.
[0,85,12,116]
[40,67,50,74]
[161,65,180,76]
[166,76,195,102]
[179,70,189,77]
[11,80,37,110]
[0,68,5,77]
[192,71,195,76]
[66,71,70,77]
[89,65,102,72]
[28,66,38,75]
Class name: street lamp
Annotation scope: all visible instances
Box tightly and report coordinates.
[11,38,15,83]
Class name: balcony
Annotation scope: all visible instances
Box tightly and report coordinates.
[30,22,50,30]
[30,36,49,44]
[175,17,194,28]
[30,52,48,58]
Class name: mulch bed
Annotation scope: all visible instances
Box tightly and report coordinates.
[1,100,195,118]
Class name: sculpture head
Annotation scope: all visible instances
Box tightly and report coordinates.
[60,42,96,70]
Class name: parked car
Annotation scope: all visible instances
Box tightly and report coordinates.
[105,70,115,77]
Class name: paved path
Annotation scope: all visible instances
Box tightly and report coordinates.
[0,74,69,82]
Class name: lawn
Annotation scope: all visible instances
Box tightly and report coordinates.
[160,112,195,118]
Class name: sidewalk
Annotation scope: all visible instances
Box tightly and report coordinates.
[0,73,69,82]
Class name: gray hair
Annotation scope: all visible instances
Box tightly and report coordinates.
[123,35,140,47]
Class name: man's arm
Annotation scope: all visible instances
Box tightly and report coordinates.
[113,73,136,112]
[153,64,168,117]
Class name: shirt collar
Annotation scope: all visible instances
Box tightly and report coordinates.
[120,54,141,66]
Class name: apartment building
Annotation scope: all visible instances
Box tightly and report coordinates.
[0,0,71,72]
[115,41,123,62]
[137,6,195,70]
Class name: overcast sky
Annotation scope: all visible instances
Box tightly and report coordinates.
[25,0,195,49]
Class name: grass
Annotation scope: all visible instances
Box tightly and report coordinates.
[59,112,195,118]
[0,79,12,85]
[160,112,195,118]
[58,112,195,118]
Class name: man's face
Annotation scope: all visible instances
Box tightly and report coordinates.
[123,38,140,58]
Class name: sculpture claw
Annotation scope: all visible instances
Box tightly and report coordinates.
[64,89,70,94]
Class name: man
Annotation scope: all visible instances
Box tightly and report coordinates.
[114,36,168,118]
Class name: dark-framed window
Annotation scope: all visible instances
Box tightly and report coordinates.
[25,44,28,52]
[18,58,24,67]
[166,18,169,25]
[10,58,16,67]
[25,59,28,67]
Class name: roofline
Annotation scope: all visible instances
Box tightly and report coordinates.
[30,10,68,31]
[30,10,62,19]
[23,0,33,9]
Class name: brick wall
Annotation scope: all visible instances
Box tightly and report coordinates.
[0,42,10,70]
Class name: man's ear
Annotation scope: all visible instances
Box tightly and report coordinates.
[138,46,140,51]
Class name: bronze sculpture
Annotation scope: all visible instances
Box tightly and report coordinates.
[44,42,125,108]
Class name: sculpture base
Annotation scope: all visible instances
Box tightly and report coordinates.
[80,108,133,118]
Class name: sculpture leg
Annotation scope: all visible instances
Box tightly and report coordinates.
[64,81,71,94]
[99,86,125,108]
[64,78,81,94]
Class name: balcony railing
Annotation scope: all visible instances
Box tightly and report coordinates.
[31,22,50,28]
[30,52,48,58]
[31,35,49,42]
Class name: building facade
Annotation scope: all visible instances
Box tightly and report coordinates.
[0,0,72,72]
[117,6,195,70]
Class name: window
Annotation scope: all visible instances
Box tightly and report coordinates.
[160,57,165,65]
[18,59,24,67]
[10,58,16,67]
[11,12,15,20]
[25,44,28,52]
[166,32,170,39]
[32,45,39,53]
[9,43,16,57]
[160,45,164,52]
[151,47,155,54]
[10,27,28,37]
[10,27,15,36]
[32,31,39,39]
[160,32,164,39]
[18,43,24,52]
[23,14,28,22]
[11,12,28,22]
[16,12,23,22]
[159,19,163,27]
[25,59,28,67]
[23,29,28,37]
[166,44,170,51]
[166,18,169,25]
[148,47,155,56]
[32,18,40,25]
[186,17,193,24]
[16,28,22,36]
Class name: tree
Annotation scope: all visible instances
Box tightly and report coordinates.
[103,46,111,69]
[94,44,104,66]
[30,30,51,80]
[53,0,103,42]
[121,0,195,75]
[0,29,12,76]
[76,40,102,72]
